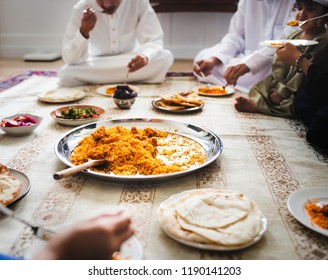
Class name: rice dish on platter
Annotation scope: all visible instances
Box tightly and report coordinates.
[70,126,207,176]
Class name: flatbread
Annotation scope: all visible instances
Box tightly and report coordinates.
[0,164,23,205]
[157,189,263,246]
[177,201,261,246]
[38,88,85,102]
[176,191,251,228]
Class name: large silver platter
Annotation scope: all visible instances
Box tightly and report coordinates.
[54,118,223,183]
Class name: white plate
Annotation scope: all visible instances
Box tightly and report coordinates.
[287,187,328,236]
[113,236,143,260]
[50,105,105,127]
[38,88,86,103]
[259,39,318,48]
[96,84,140,97]
[25,235,143,260]
[7,168,31,205]
[194,86,234,97]
[152,98,204,113]
[157,190,268,251]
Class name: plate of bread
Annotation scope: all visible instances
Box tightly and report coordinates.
[157,189,267,251]
[0,163,31,206]
[38,88,86,103]
[152,91,204,113]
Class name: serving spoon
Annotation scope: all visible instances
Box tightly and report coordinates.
[53,159,107,180]
[298,13,328,26]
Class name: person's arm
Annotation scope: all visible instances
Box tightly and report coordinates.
[61,6,91,64]
[33,211,134,260]
[135,0,164,62]
[205,0,247,66]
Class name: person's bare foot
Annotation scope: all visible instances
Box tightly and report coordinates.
[234,96,261,113]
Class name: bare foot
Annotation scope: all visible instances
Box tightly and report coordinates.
[234,96,261,113]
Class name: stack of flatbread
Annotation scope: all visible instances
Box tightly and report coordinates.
[0,164,23,205]
[157,189,264,247]
[38,88,85,102]
[158,91,203,110]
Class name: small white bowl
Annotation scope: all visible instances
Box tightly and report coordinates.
[0,114,42,136]
[113,97,136,109]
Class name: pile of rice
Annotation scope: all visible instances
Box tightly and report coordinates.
[70,126,206,176]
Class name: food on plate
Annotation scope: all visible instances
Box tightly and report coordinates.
[157,189,263,246]
[0,164,23,205]
[305,199,328,229]
[55,107,100,120]
[105,87,117,95]
[270,42,283,47]
[39,88,85,102]
[1,115,37,128]
[197,87,227,95]
[113,85,137,99]
[70,126,206,175]
[287,20,299,26]
[158,92,203,110]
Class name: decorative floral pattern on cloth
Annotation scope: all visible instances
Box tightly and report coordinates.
[1,73,328,260]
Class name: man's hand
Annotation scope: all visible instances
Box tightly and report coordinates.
[80,8,97,39]
[224,63,250,86]
[127,54,148,72]
[193,57,221,76]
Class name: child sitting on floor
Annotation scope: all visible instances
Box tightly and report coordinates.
[234,0,328,119]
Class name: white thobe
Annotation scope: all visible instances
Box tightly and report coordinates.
[58,0,173,87]
[194,0,297,92]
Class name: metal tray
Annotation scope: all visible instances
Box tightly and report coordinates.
[54,118,223,183]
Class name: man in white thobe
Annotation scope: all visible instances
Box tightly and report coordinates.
[58,0,173,87]
[193,0,296,92]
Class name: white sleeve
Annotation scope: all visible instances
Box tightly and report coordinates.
[243,5,297,74]
[206,0,247,65]
[61,8,89,64]
[135,0,164,60]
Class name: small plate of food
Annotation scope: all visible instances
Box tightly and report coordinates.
[0,163,31,206]
[0,114,42,136]
[194,86,234,97]
[152,91,204,113]
[259,39,318,48]
[287,187,328,237]
[38,88,86,103]
[96,84,140,97]
[51,105,105,126]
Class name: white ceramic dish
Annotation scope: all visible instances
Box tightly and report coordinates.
[0,114,42,136]
[259,39,318,48]
[25,235,143,260]
[157,190,268,251]
[96,84,140,97]
[194,85,235,97]
[7,168,31,205]
[51,105,105,127]
[38,88,86,103]
[287,187,328,237]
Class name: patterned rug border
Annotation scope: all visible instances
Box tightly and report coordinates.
[0,70,194,92]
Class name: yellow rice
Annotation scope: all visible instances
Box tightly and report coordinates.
[70,126,206,176]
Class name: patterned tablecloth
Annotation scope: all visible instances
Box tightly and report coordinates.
[0,74,327,260]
